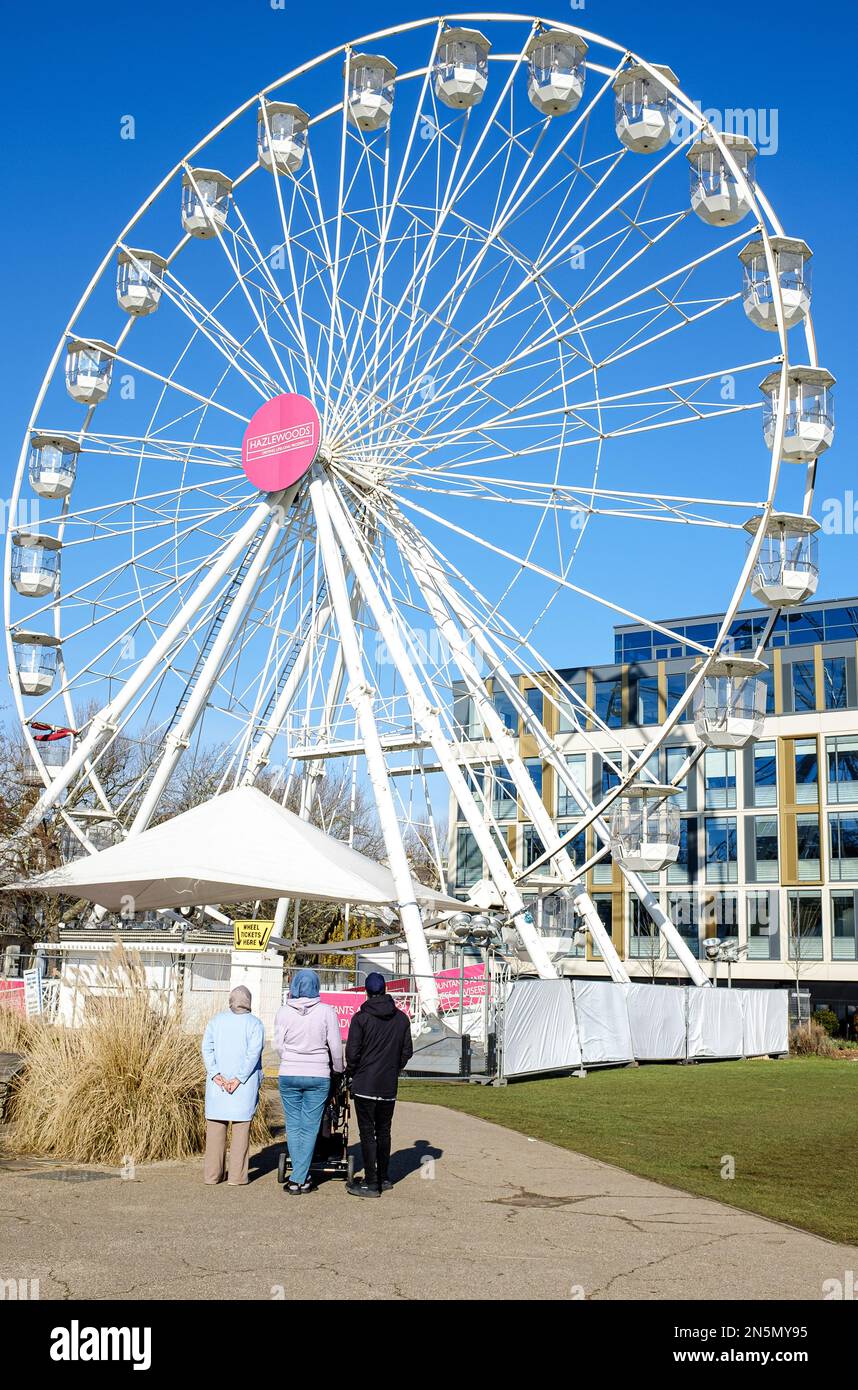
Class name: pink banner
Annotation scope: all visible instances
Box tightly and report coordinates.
[435,964,487,1013]
[0,979,25,1014]
[321,991,412,1040]
[325,965,486,1036]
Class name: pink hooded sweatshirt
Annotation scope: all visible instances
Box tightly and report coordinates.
[273,997,344,1077]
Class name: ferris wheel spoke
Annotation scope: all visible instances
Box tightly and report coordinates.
[228,205,326,393]
[328,24,446,428]
[117,246,281,402]
[393,492,715,657]
[399,354,776,467]
[364,128,696,440]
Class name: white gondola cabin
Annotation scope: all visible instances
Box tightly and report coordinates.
[29,433,80,500]
[525,30,587,117]
[693,656,768,749]
[688,133,756,226]
[65,339,115,405]
[609,784,680,873]
[739,236,812,332]
[743,513,820,608]
[29,733,72,785]
[613,64,679,153]
[181,168,232,239]
[434,27,491,109]
[116,248,167,316]
[13,632,61,697]
[11,531,61,599]
[258,101,310,174]
[345,54,397,132]
[761,365,835,462]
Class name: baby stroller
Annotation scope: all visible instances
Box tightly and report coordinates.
[277,1072,354,1185]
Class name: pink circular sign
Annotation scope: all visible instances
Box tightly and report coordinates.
[241,392,321,492]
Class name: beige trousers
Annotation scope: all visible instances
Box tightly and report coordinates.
[204,1119,251,1185]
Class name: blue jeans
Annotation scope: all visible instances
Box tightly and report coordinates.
[278,1075,330,1185]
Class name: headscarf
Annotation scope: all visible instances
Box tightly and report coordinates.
[229,986,252,1014]
[289,968,321,999]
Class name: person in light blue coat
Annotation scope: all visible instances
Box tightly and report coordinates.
[201,985,265,1186]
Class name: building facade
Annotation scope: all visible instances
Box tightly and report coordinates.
[449,596,858,1030]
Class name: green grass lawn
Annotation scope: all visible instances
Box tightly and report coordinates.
[402,1058,858,1244]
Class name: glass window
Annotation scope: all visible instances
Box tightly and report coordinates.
[525,686,544,725]
[457,768,484,821]
[666,670,688,711]
[635,676,659,726]
[751,816,779,883]
[491,765,517,821]
[702,891,738,942]
[455,829,482,888]
[827,735,858,805]
[590,893,613,960]
[453,689,480,740]
[524,758,543,800]
[668,890,700,958]
[796,813,821,881]
[556,681,586,731]
[791,660,817,712]
[592,841,613,885]
[747,890,779,960]
[557,754,586,817]
[667,818,692,884]
[665,745,690,810]
[594,678,622,729]
[492,689,517,732]
[704,749,736,809]
[823,656,848,711]
[760,664,776,714]
[522,824,546,873]
[557,822,586,868]
[601,752,621,798]
[831,891,858,961]
[794,738,819,804]
[751,741,777,807]
[705,816,737,883]
[829,813,858,881]
[788,890,823,961]
[630,898,660,959]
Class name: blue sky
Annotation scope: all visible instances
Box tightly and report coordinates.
[1,0,855,702]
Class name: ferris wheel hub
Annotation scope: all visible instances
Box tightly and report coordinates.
[241,392,321,493]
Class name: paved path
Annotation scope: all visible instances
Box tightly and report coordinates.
[1,1101,854,1300]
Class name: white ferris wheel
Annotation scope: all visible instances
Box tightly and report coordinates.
[5,15,834,1006]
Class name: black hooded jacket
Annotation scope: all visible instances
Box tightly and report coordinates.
[346,994,414,1099]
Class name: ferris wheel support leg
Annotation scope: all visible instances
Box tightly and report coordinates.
[308,475,440,1014]
[407,544,702,984]
[20,496,282,835]
[128,511,286,837]
[240,604,332,787]
[401,530,630,985]
[535,743,710,985]
[321,478,557,981]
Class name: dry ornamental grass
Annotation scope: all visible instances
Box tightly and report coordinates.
[3,946,271,1164]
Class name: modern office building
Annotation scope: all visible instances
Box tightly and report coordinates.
[449,595,858,1030]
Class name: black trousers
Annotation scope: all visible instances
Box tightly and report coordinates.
[354,1096,396,1184]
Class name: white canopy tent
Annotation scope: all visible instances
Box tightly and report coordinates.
[12,786,463,917]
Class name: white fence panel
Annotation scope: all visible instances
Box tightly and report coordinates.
[572,980,633,1064]
[503,979,580,1077]
[736,988,789,1056]
[625,983,687,1061]
[687,988,744,1059]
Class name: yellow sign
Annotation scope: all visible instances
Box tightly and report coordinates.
[233,920,275,952]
